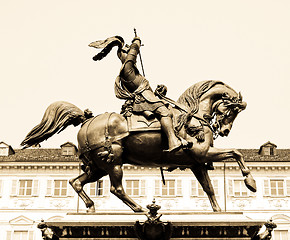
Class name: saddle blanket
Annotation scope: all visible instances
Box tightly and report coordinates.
[127,114,161,132]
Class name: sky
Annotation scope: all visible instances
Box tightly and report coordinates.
[0,0,289,150]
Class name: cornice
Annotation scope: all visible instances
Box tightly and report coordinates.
[0,163,289,172]
[0,162,79,170]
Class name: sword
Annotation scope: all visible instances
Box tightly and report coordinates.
[134,28,166,185]
[134,28,146,77]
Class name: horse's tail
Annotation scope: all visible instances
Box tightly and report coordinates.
[21,101,93,149]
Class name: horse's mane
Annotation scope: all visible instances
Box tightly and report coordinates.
[177,80,225,114]
[175,80,225,132]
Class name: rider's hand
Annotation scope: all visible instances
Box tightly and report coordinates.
[132,37,141,43]
[155,84,167,96]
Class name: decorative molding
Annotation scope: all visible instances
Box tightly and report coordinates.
[9,215,34,225]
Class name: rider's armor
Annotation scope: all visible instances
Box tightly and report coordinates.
[115,37,189,152]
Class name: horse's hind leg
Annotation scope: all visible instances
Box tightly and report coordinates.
[191,165,221,212]
[69,169,107,213]
[108,164,145,212]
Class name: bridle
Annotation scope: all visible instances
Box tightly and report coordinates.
[210,99,233,139]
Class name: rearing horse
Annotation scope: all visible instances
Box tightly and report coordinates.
[21,80,256,212]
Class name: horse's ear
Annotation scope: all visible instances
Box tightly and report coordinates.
[238,92,243,102]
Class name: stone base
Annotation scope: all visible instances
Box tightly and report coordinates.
[41,211,265,239]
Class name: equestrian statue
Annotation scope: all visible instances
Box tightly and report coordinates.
[21,31,256,213]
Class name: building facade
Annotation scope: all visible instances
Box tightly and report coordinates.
[0,141,289,240]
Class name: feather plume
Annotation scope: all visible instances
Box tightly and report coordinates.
[89,36,124,61]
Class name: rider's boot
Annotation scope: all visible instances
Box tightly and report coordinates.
[160,116,191,153]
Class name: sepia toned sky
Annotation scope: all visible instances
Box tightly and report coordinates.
[0,0,289,149]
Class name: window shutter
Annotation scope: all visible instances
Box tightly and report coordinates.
[28,231,34,240]
[6,231,11,240]
[154,180,160,196]
[191,179,197,196]
[227,179,234,196]
[263,179,270,196]
[46,180,53,196]
[176,179,182,196]
[286,179,290,196]
[64,181,68,196]
[11,179,17,196]
[32,180,39,196]
[140,180,146,196]
[213,179,219,196]
[67,181,75,197]
[103,179,110,196]
[89,182,96,197]
[0,179,2,197]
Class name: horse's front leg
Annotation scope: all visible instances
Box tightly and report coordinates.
[190,165,221,212]
[205,147,256,192]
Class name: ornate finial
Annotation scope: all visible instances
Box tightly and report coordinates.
[134,200,173,240]
[253,219,277,240]
[37,219,47,229]
[37,219,55,240]
[265,219,277,230]
[145,199,162,223]
[146,198,161,212]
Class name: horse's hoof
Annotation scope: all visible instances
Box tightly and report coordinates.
[86,206,96,213]
[134,206,146,213]
[213,207,222,212]
[244,175,257,192]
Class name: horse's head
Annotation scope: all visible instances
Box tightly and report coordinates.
[212,92,247,137]
[176,81,247,140]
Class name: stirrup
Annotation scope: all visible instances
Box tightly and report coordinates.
[163,143,183,153]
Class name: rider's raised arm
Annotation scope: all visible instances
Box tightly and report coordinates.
[125,37,141,65]
[121,37,142,81]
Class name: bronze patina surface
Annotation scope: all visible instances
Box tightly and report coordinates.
[21,33,255,215]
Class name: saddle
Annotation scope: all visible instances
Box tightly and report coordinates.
[126,114,161,132]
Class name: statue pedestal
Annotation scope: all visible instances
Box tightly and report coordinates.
[39,211,267,240]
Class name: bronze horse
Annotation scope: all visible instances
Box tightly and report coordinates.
[21,80,256,212]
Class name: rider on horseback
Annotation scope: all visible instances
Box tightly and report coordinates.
[115,36,189,153]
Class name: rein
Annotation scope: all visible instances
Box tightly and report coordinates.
[155,90,219,138]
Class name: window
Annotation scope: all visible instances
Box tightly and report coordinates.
[233,180,248,197]
[11,180,39,197]
[191,179,219,197]
[14,231,28,240]
[89,181,103,196]
[264,179,286,197]
[19,180,33,196]
[273,230,288,240]
[6,230,34,240]
[155,179,182,197]
[227,179,254,197]
[62,147,74,156]
[162,180,175,196]
[271,180,284,196]
[54,180,67,196]
[126,180,139,196]
[0,147,8,156]
[125,180,146,196]
[46,179,74,197]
